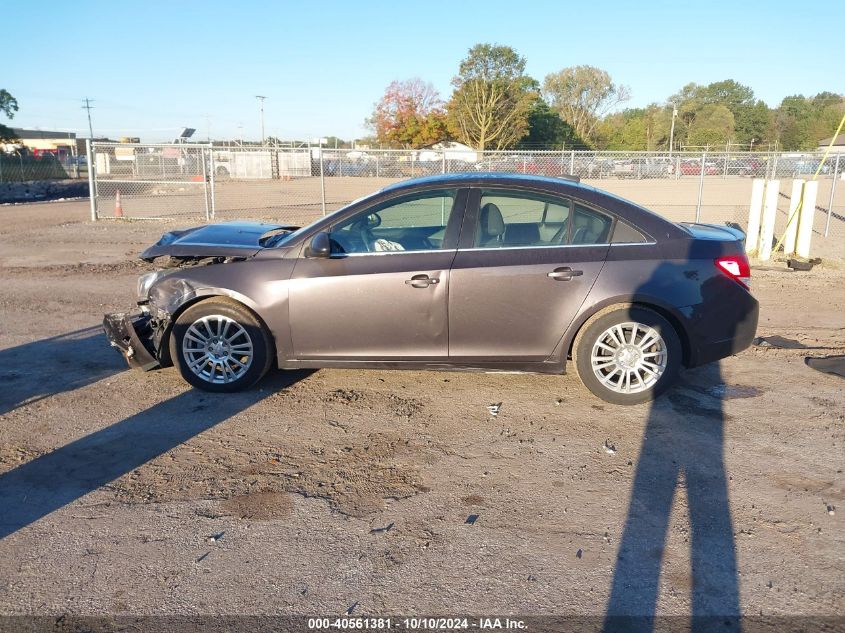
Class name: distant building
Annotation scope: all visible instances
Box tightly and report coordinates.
[818,134,845,153]
[5,128,77,159]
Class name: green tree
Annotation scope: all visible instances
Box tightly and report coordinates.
[775,93,844,150]
[686,104,735,148]
[0,89,19,142]
[543,66,630,145]
[446,44,537,151]
[733,100,771,146]
[518,99,585,149]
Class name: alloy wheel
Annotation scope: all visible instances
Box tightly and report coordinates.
[590,321,668,394]
[182,315,254,384]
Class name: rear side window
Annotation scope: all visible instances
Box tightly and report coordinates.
[474,189,572,248]
[571,203,613,245]
[611,220,647,244]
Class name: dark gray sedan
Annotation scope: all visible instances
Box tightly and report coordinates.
[104,173,758,405]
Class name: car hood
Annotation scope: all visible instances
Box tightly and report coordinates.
[140,221,299,260]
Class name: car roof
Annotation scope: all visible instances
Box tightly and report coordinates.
[381,172,583,193]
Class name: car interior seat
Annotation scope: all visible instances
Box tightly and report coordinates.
[477,203,505,246]
[503,222,541,246]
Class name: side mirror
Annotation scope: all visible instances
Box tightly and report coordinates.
[306,231,332,258]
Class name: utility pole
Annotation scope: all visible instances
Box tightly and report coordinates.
[255,95,266,145]
[82,97,95,139]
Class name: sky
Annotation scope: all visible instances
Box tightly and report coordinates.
[5,0,843,143]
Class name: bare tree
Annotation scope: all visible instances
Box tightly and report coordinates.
[543,66,630,144]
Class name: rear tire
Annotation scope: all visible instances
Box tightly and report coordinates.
[170,298,273,393]
[573,306,682,405]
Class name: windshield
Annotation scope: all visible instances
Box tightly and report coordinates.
[264,188,386,247]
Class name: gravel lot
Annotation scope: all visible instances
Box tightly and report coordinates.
[0,199,843,620]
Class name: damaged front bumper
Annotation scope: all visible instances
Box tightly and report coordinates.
[102,312,161,371]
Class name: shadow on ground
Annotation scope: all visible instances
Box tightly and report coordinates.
[0,347,311,540]
[0,326,125,416]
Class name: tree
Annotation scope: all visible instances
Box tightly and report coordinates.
[368,79,449,148]
[542,66,630,145]
[775,93,845,150]
[518,99,585,149]
[446,44,537,151]
[686,104,735,148]
[0,89,19,142]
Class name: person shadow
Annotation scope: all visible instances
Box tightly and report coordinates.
[603,257,756,632]
[0,352,311,541]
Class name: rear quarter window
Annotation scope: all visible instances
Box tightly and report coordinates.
[611,220,648,244]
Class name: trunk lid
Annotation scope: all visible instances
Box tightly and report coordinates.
[679,222,746,244]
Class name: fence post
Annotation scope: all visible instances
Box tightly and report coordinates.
[570,150,575,175]
[86,139,97,221]
[825,153,840,237]
[695,152,706,223]
[209,146,216,219]
[441,151,446,175]
[201,146,210,221]
[319,147,326,216]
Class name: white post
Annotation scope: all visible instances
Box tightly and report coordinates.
[758,180,780,261]
[86,139,97,221]
[746,178,765,255]
[783,180,804,256]
[796,181,818,259]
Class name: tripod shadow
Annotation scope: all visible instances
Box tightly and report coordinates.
[0,370,311,541]
[604,267,752,632]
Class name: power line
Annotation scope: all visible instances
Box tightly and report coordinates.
[82,97,94,139]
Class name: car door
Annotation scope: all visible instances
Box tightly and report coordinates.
[448,187,611,362]
[288,187,466,360]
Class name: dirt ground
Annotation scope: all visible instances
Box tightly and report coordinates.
[0,200,843,621]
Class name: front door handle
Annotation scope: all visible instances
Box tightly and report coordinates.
[547,267,583,281]
[405,274,440,288]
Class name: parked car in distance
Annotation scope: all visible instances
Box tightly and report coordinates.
[679,159,720,176]
[104,173,758,405]
[612,157,675,179]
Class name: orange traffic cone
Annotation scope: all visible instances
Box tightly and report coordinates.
[115,189,124,218]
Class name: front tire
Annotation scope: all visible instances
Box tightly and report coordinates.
[170,298,273,392]
[573,306,682,405]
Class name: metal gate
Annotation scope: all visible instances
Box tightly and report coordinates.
[88,141,213,220]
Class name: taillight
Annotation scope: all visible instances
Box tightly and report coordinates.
[716,255,751,289]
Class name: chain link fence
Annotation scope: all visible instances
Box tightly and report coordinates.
[0,151,86,182]
[88,143,844,256]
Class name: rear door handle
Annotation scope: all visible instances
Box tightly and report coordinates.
[405,274,440,288]
[547,267,583,281]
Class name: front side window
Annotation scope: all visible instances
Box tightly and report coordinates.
[474,190,572,248]
[330,189,456,254]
